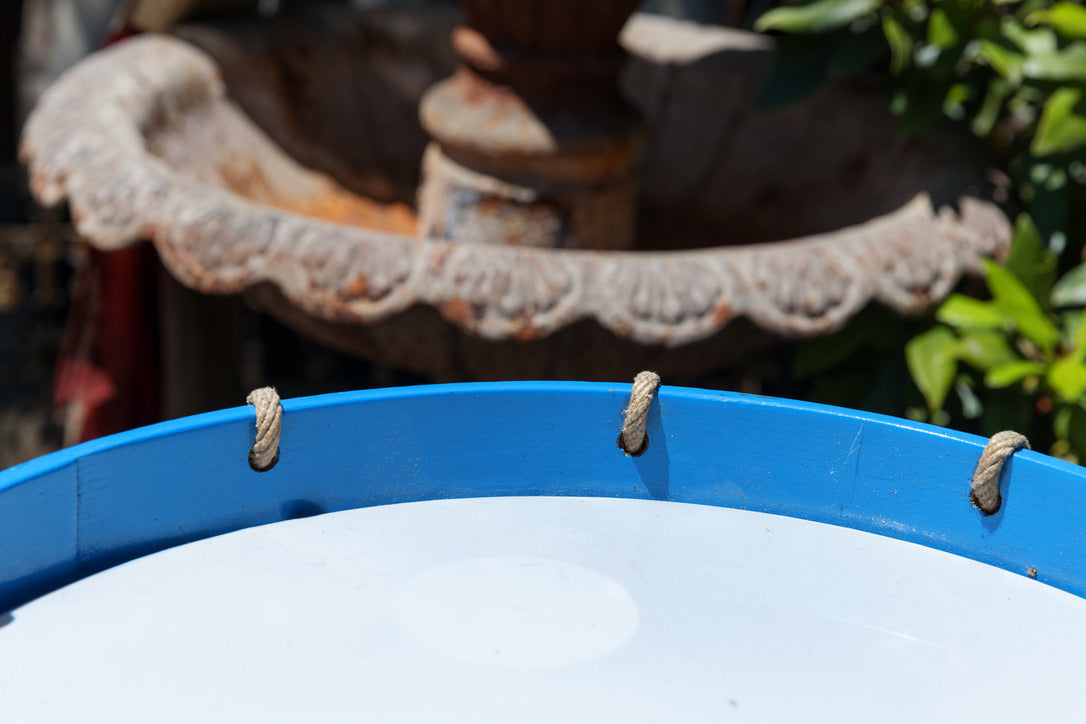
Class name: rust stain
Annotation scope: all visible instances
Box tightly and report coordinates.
[513,314,543,341]
[291,192,417,235]
[440,298,473,325]
[218,161,417,235]
[713,302,733,326]
[341,274,368,299]
[477,198,506,214]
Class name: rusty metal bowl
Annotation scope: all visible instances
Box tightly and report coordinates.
[19,7,1010,380]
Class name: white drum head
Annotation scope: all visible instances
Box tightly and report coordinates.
[3,496,1084,722]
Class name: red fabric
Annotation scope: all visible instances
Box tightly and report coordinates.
[54,245,160,443]
[103,27,136,46]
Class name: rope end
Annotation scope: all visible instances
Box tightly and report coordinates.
[620,371,660,456]
[247,386,282,472]
[970,430,1029,515]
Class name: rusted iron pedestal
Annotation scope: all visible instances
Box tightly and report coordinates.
[419,1,645,250]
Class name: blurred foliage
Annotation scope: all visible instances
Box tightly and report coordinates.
[754,0,1086,460]
[907,216,1086,461]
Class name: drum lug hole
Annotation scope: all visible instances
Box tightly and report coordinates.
[617,431,649,457]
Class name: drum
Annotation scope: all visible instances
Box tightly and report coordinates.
[2,383,1085,721]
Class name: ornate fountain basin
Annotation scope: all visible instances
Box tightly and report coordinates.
[20,6,1010,379]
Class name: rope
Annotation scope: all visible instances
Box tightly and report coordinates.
[970,430,1029,515]
[619,371,660,456]
[247,386,282,472]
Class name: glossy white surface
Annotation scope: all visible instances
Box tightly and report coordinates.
[3,496,1085,722]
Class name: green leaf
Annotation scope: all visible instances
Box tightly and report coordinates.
[942,83,972,119]
[1022,179,1070,252]
[1055,403,1073,440]
[984,259,1062,354]
[1074,310,1086,352]
[1032,87,1086,156]
[1005,213,1044,286]
[927,8,958,49]
[901,0,926,22]
[906,326,959,412]
[1028,2,1086,40]
[1047,356,1086,401]
[1022,42,1086,81]
[935,294,1007,329]
[882,15,913,73]
[1061,310,1086,351]
[979,40,1024,83]
[1067,405,1086,460]
[1051,262,1086,308]
[1001,15,1057,54]
[956,330,1019,371]
[971,81,1005,137]
[985,360,1048,388]
[1004,212,1058,303]
[755,0,881,33]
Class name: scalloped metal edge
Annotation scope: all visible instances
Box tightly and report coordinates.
[19,33,1011,346]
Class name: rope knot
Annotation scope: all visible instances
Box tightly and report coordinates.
[970,430,1029,515]
[247,386,282,472]
[619,371,660,456]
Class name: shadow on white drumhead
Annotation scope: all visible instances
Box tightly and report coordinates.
[395,556,639,668]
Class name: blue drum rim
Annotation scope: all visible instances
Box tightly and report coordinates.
[2,382,1084,611]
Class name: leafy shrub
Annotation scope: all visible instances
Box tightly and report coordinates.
[755,0,1086,459]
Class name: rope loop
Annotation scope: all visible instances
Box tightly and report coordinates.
[619,371,660,456]
[247,386,282,472]
[970,430,1029,515]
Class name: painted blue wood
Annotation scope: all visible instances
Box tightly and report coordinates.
[2,382,1085,612]
[0,462,77,608]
